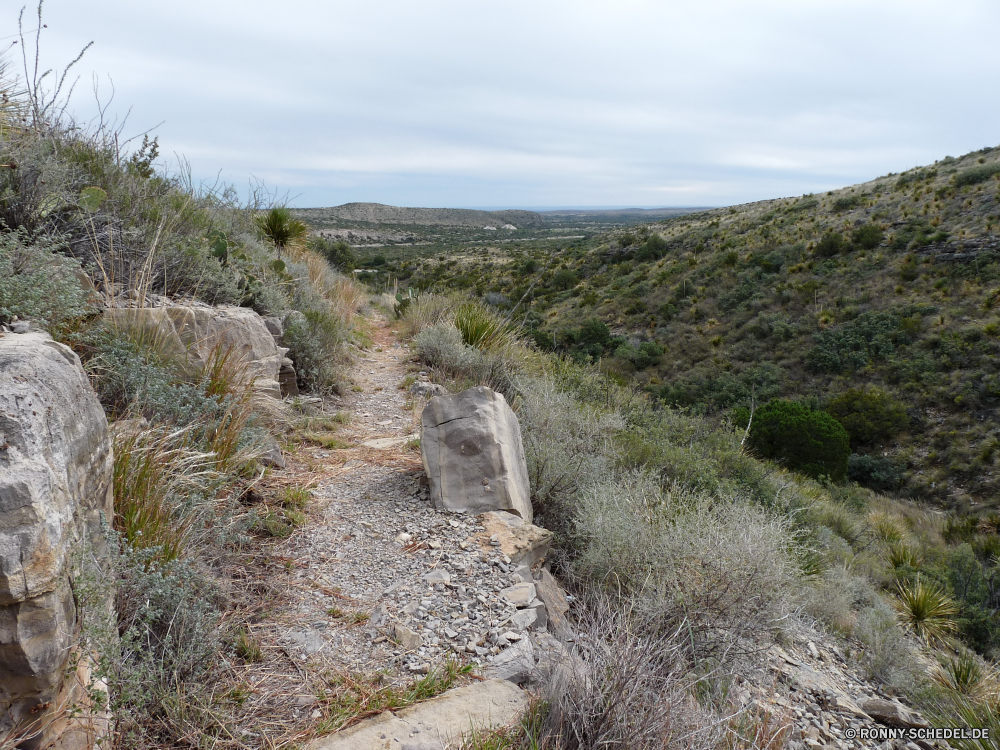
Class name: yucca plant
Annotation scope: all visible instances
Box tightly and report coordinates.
[894,576,958,645]
[868,510,904,544]
[254,206,308,255]
[454,301,517,352]
[886,541,921,571]
[933,652,995,700]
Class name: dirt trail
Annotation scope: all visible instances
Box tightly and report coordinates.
[230,315,527,746]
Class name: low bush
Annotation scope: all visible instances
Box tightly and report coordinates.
[414,323,484,375]
[747,399,850,481]
[852,223,884,250]
[573,471,796,665]
[0,230,93,336]
[848,454,904,491]
[815,231,847,257]
[283,308,347,393]
[953,163,1000,188]
[826,387,909,448]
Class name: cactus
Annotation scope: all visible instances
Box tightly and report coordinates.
[393,287,419,319]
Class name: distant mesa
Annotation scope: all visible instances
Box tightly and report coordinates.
[299,202,544,228]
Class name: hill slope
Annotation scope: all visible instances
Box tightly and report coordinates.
[393,145,1000,510]
[297,202,545,228]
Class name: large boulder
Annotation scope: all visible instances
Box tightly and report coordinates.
[0,331,114,747]
[104,303,287,398]
[420,386,532,523]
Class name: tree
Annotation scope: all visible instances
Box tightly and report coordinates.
[748,399,850,481]
[826,387,909,448]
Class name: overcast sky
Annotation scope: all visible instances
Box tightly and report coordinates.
[6,1,1000,209]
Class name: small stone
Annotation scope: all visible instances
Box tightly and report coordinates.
[429,540,442,549]
[501,582,536,607]
[394,624,423,650]
[422,569,451,584]
[395,532,413,544]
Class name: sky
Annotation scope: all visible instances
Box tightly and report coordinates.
[5,1,1000,209]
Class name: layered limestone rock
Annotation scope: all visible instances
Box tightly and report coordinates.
[104,303,287,398]
[0,331,114,747]
[420,386,532,522]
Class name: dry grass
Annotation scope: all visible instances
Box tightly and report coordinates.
[112,423,218,562]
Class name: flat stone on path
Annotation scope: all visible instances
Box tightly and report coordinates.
[306,679,528,749]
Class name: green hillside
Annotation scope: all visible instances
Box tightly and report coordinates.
[383,146,1000,511]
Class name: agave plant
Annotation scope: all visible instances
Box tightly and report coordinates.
[886,541,921,571]
[894,576,958,645]
[454,301,517,352]
[932,652,997,701]
[254,206,308,255]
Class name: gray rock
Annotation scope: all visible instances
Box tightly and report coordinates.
[410,381,447,399]
[263,316,284,339]
[104,303,286,399]
[420,386,533,522]
[526,598,548,631]
[286,629,326,655]
[279,357,299,398]
[535,569,571,638]
[509,608,538,630]
[422,570,451,584]
[9,320,30,334]
[306,679,528,749]
[258,435,286,469]
[480,511,552,568]
[394,624,423,650]
[487,639,535,684]
[862,698,929,729]
[501,582,536,607]
[0,332,114,746]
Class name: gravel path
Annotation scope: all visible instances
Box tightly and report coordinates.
[258,317,538,685]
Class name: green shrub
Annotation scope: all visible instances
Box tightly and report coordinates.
[953,163,1000,187]
[806,312,904,373]
[848,454,904,491]
[414,323,484,374]
[832,196,861,212]
[573,471,796,664]
[255,206,308,252]
[454,301,516,351]
[894,576,959,645]
[815,231,847,257]
[283,308,345,393]
[310,235,357,271]
[748,399,850,481]
[612,340,663,369]
[0,230,93,336]
[155,238,243,305]
[826,387,909,448]
[852,223,884,250]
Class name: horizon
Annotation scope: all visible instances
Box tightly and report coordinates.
[20,1,1000,208]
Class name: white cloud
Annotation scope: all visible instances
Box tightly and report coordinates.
[13,0,1000,207]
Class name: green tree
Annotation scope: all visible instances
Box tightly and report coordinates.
[748,399,850,481]
[852,223,884,250]
[826,387,909,448]
[815,231,847,257]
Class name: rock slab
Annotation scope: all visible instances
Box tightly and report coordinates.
[104,303,288,398]
[0,331,114,747]
[307,679,528,750]
[421,387,533,522]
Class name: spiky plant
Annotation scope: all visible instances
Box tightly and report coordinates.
[886,541,921,571]
[932,652,995,700]
[868,510,905,544]
[454,301,517,352]
[254,206,308,255]
[894,576,958,645]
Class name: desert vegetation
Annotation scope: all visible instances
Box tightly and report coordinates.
[400,291,1000,749]
[0,20,369,746]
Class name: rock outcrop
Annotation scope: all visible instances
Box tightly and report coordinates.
[104,302,287,398]
[420,387,532,523]
[0,331,114,747]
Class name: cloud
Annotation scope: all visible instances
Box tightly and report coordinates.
[17,0,1000,207]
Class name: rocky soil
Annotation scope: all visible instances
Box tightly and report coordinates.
[241,317,946,749]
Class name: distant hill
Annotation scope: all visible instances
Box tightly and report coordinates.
[296,202,545,228]
[539,207,712,219]
[391,144,1000,510]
